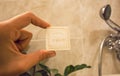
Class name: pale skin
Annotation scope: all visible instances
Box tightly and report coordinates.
[0,12,56,76]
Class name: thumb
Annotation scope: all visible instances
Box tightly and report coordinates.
[20,50,56,73]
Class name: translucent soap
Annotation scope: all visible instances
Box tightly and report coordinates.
[46,26,71,51]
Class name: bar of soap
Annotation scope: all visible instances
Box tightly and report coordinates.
[46,26,71,50]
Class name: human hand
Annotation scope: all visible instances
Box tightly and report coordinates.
[0,12,56,76]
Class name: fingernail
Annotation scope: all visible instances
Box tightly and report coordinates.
[49,51,56,57]
[44,24,50,29]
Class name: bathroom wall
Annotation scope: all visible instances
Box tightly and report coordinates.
[0,0,120,76]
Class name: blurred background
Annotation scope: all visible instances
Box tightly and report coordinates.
[0,0,120,76]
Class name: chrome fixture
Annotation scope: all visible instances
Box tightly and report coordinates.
[99,4,120,76]
[100,4,120,32]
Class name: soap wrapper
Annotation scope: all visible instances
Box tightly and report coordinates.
[46,26,71,51]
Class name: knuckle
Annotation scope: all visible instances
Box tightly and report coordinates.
[25,11,35,17]
[26,31,32,39]
[22,30,33,39]
[29,32,32,38]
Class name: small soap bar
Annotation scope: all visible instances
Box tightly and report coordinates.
[46,26,71,50]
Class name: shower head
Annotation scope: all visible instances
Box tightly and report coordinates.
[100,4,120,32]
[100,4,111,20]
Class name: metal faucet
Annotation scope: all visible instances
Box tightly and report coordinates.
[99,4,120,76]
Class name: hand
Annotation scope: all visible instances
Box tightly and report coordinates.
[0,12,56,76]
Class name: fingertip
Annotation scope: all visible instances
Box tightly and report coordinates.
[39,50,56,60]
[47,50,56,57]
[43,23,51,29]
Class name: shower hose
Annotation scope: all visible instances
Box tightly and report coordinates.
[98,36,108,76]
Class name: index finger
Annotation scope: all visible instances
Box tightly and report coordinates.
[5,12,50,30]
